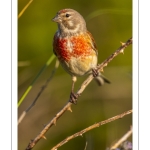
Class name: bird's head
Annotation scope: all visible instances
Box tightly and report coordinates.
[52,9,87,36]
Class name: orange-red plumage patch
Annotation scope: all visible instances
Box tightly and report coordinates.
[53,33,94,62]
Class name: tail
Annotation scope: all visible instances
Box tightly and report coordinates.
[94,74,110,86]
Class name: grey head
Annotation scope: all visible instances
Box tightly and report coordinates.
[52,9,87,36]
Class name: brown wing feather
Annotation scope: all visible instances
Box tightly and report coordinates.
[53,33,58,56]
[86,31,98,56]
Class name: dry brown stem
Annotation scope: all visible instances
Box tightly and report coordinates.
[51,110,132,150]
[18,60,59,125]
[110,126,132,150]
[25,37,132,150]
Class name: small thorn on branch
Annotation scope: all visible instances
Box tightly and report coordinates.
[53,119,57,126]
[120,41,126,46]
[100,68,104,72]
[120,49,124,54]
[67,106,72,112]
[42,135,47,140]
[105,63,108,67]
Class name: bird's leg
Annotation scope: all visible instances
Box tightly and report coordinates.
[92,68,99,77]
[69,76,79,104]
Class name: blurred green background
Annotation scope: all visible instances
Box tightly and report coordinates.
[18,0,132,150]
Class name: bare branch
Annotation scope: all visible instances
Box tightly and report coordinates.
[26,103,72,150]
[18,60,59,125]
[51,110,132,150]
[84,141,88,150]
[25,37,132,150]
[110,126,132,150]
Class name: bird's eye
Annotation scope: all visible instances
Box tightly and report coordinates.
[65,14,70,17]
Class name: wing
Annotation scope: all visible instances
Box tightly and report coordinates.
[86,30,98,56]
[52,32,58,56]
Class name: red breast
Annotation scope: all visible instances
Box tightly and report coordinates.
[53,32,96,62]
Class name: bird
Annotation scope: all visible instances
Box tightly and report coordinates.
[52,8,110,104]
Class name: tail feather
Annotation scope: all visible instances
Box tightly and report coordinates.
[94,74,110,86]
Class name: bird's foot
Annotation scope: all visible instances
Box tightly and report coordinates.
[92,68,99,77]
[69,92,79,104]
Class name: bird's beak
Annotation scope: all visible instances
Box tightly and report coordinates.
[52,15,61,23]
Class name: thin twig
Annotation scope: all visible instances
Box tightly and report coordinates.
[26,102,72,150]
[84,141,88,150]
[18,60,59,125]
[18,0,33,19]
[25,37,132,150]
[110,126,132,150]
[18,54,55,107]
[51,110,132,150]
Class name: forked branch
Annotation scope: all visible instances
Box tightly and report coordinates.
[51,110,132,150]
[25,37,132,150]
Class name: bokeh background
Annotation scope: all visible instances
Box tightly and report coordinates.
[18,0,132,149]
